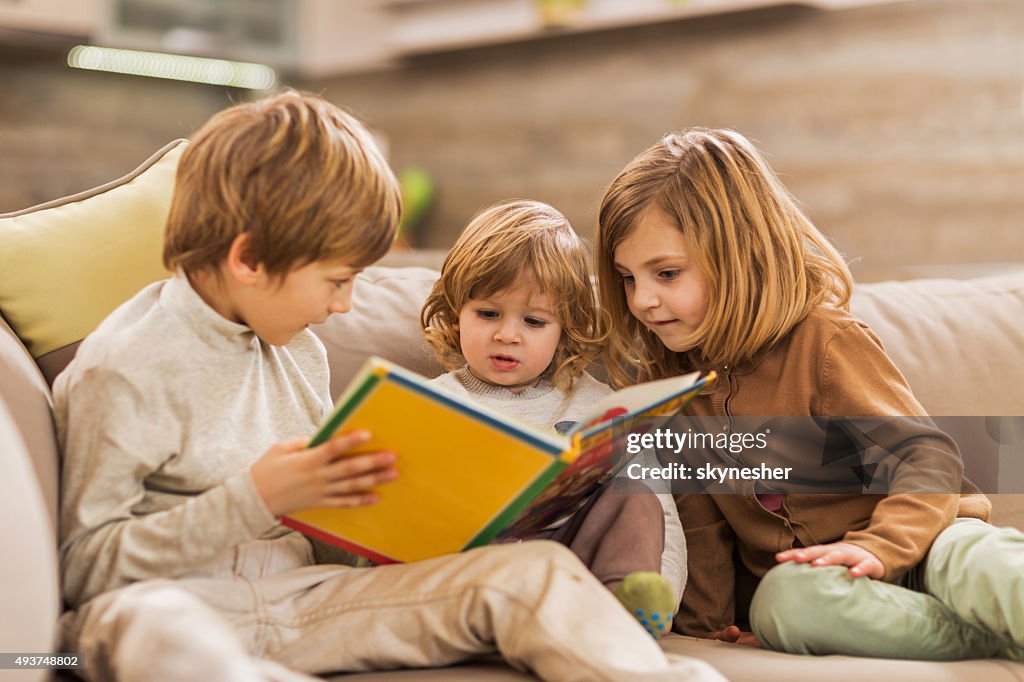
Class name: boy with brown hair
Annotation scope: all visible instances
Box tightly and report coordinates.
[54,92,724,682]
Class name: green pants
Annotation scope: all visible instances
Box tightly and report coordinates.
[749,518,1024,660]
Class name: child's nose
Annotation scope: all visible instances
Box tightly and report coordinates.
[632,280,659,310]
[494,321,521,343]
[329,288,353,314]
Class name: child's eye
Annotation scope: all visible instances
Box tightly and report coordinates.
[331,279,351,288]
[477,309,499,320]
[658,269,680,281]
[524,317,548,328]
[619,273,635,286]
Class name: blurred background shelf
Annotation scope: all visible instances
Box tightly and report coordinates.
[383,0,917,58]
[0,0,99,37]
[2,0,1020,281]
[0,0,920,76]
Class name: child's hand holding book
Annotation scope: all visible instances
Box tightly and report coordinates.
[251,430,399,517]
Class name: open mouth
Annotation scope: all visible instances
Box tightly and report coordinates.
[490,354,520,370]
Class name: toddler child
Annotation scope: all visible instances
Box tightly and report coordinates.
[53,93,726,682]
[421,199,686,638]
[594,127,1024,660]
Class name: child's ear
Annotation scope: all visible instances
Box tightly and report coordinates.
[225,233,264,285]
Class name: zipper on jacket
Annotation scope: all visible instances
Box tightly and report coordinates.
[720,366,733,431]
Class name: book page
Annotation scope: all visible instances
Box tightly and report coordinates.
[569,371,707,434]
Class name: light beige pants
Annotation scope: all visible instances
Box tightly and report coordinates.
[61,537,725,682]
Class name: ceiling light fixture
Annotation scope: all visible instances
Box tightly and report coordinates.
[67,45,277,90]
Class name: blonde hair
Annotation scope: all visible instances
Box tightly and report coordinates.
[421,200,603,390]
[596,128,853,387]
[163,90,400,278]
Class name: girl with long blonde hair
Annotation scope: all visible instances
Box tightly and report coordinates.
[596,128,1021,660]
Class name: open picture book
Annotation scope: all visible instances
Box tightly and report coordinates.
[281,357,715,563]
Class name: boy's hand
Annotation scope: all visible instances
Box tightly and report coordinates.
[251,430,398,517]
[708,626,761,648]
[775,542,884,579]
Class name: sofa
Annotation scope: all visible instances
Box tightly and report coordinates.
[1,141,1023,682]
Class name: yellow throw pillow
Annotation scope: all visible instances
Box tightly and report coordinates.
[0,140,185,367]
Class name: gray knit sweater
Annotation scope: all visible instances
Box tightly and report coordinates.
[54,273,329,607]
[429,366,612,430]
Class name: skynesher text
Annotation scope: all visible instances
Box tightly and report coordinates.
[626,462,793,482]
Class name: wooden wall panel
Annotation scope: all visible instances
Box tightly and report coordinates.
[1,0,1020,281]
[313,0,1023,281]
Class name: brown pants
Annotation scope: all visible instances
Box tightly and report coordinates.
[535,485,665,588]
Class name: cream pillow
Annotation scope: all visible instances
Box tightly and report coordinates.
[0,139,447,389]
[0,141,184,380]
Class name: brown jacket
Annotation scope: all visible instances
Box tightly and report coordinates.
[674,305,991,636]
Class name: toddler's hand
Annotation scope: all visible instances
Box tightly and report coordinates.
[708,626,761,648]
[251,430,398,517]
[775,542,884,579]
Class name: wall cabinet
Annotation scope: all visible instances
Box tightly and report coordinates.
[0,0,100,36]
[379,0,917,58]
[0,0,916,77]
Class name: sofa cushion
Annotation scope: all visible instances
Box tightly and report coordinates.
[317,635,1024,682]
[0,140,183,382]
[0,396,59,672]
[310,266,445,399]
[0,314,59,531]
[852,274,1024,506]
[313,266,1024,415]
[659,635,1024,682]
[851,273,1024,417]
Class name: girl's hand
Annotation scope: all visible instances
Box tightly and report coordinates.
[708,626,761,648]
[251,430,399,517]
[775,542,884,579]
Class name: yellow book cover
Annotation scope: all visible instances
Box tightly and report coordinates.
[282,357,713,564]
